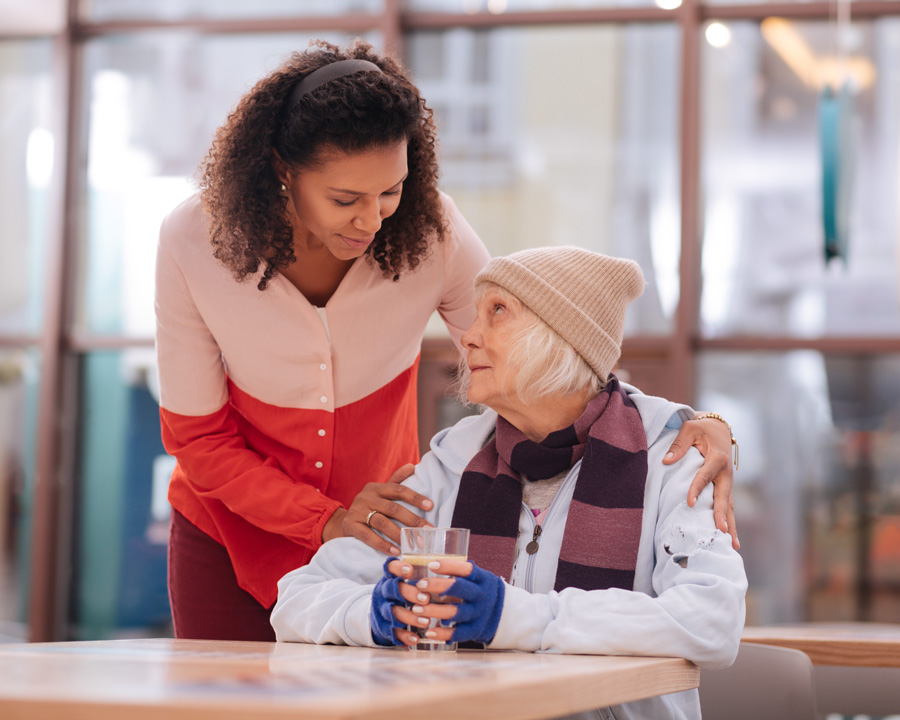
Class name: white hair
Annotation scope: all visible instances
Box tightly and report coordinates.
[456,283,603,406]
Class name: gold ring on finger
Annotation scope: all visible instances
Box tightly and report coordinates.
[365,509,380,528]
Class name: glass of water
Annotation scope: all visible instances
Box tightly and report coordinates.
[400,527,470,651]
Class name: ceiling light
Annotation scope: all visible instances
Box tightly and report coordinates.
[706,22,732,49]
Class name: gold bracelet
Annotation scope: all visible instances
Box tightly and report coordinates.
[695,412,739,471]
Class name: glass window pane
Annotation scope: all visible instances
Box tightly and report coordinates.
[705,0,822,4]
[76,30,380,337]
[701,19,900,338]
[80,0,385,22]
[409,25,681,335]
[3,0,66,34]
[406,1,659,11]
[74,349,171,639]
[697,351,900,625]
[0,40,53,335]
[0,348,41,642]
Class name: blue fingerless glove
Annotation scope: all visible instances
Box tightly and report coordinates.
[370,557,407,646]
[442,562,505,646]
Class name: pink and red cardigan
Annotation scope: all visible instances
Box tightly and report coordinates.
[155,193,490,607]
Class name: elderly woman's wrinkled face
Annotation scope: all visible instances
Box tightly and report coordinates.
[461,287,530,416]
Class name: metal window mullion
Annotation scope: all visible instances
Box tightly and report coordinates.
[672,0,703,407]
[383,0,405,61]
[28,0,81,643]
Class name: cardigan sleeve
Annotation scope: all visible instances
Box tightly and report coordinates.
[159,406,342,551]
[155,208,342,551]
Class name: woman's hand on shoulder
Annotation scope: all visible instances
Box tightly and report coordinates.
[663,414,740,550]
[322,463,434,555]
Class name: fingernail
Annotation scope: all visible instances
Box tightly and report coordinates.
[417,593,429,603]
[423,500,433,509]
[418,617,430,627]
[665,451,674,460]
[691,496,698,505]
[424,631,437,639]
[416,580,428,590]
[408,634,418,644]
[412,605,425,614]
[428,561,441,571]
[392,548,402,557]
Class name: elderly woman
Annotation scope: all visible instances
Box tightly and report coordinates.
[272,247,747,720]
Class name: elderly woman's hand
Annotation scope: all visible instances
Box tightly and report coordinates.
[323,463,434,555]
[427,558,505,645]
[371,558,504,647]
[370,557,448,647]
[663,414,739,550]
[370,558,418,646]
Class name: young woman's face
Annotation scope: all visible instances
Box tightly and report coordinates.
[282,140,408,261]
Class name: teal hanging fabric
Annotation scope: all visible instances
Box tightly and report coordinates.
[819,83,855,264]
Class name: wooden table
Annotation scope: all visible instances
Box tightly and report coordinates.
[742,622,900,667]
[0,638,699,720]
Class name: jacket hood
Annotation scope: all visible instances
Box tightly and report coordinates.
[428,383,694,477]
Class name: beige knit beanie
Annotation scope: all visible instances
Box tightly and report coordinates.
[475,246,645,381]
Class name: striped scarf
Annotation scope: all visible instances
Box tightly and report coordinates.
[450,375,648,592]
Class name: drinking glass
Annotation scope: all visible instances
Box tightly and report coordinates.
[400,527,470,651]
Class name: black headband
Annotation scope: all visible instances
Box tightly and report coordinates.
[285,59,383,114]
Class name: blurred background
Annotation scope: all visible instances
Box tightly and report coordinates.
[1,0,899,644]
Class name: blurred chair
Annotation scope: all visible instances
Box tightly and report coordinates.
[698,642,817,720]
[813,665,900,717]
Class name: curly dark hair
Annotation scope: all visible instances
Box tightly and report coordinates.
[197,39,445,290]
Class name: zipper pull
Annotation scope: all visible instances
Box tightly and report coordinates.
[526,524,542,554]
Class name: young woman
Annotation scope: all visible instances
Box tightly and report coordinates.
[155,40,738,642]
